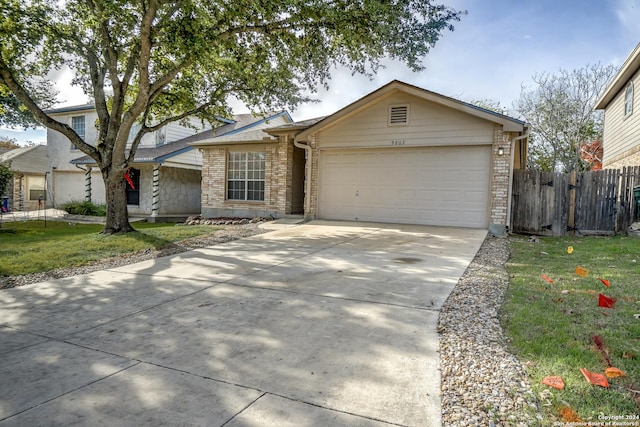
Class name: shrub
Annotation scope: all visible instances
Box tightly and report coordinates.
[62,200,107,216]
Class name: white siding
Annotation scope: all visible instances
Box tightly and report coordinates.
[162,149,203,169]
[164,118,212,144]
[602,69,640,164]
[47,110,99,172]
[51,170,106,207]
[317,93,494,149]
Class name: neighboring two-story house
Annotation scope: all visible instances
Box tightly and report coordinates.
[595,43,640,168]
[46,104,292,219]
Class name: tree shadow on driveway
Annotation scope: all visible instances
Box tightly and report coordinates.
[0,222,486,427]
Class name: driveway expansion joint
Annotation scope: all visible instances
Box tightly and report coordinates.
[0,361,141,423]
[224,280,441,312]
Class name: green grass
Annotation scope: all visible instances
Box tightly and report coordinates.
[0,220,221,276]
[503,235,640,424]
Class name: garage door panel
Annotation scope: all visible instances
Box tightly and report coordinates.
[318,146,490,228]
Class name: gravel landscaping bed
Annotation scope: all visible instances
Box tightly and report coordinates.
[438,235,543,426]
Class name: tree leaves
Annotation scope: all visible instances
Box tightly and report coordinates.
[515,64,617,172]
[0,0,462,232]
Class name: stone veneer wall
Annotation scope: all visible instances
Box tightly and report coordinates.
[158,166,201,214]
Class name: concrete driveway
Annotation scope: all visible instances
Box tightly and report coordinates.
[0,221,486,427]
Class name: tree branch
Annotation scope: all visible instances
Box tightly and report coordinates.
[0,55,100,162]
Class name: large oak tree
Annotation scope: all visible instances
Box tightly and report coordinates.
[0,0,461,233]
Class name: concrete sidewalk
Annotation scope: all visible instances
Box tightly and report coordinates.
[0,221,486,426]
[0,208,68,223]
[0,209,148,224]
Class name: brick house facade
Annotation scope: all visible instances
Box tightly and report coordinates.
[194,81,528,235]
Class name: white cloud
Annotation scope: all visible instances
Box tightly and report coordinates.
[48,66,90,107]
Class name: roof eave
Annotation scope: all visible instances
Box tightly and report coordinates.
[191,138,279,147]
[595,43,640,110]
[45,104,96,115]
[189,111,290,146]
[294,80,526,140]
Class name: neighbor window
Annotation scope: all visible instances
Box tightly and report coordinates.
[624,82,634,117]
[71,115,85,142]
[155,128,166,146]
[125,168,140,205]
[227,151,265,201]
[27,176,45,201]
[127,123,142,144]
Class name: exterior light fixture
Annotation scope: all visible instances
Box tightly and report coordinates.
[497,146,504,156]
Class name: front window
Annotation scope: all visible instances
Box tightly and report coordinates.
[125,168,140,205]
[227,151,265,201]
[624,82,634,117]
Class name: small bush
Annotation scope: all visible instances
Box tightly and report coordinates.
[62,200,107,216]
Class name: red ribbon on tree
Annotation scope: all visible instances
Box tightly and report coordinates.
[124,168,135,190]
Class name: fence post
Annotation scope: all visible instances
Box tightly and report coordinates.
[568,171,576,236]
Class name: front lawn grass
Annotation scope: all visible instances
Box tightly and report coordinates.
[503,235,640,424]
[0,220,220,276]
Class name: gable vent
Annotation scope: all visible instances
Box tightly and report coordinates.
[388,104,409,126]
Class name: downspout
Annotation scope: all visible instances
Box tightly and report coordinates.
[293,137,312,218]
[75,163,92,202]
[507,127,530,233]
[151,164,160,218]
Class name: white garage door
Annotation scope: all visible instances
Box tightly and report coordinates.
[318,146,491,228]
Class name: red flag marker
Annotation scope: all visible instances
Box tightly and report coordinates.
[542,375,565,390]
[580,368,609,388]
[605,367,625,378]
[576,266,589,278]
[598,294,616,309]
[541,274,554,284]
[598,278,610,288]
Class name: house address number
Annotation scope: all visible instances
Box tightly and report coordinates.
[391,140,406,146]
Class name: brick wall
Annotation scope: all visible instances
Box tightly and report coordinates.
[489,124,511,230]
[201,147,226,208]
[200,139,296,218]
[307,135,319,218]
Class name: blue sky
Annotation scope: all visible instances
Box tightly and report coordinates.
[2,0,640,145]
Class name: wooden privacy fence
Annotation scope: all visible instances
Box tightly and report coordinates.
[511,166,640,236]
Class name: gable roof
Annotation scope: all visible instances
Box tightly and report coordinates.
[71,111,292,165]
[190,111,294,146]
[292,80,527,141]
[0,145,48,174]
[595,43,640,110]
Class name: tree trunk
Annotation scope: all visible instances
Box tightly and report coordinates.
[102,167,134,234]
